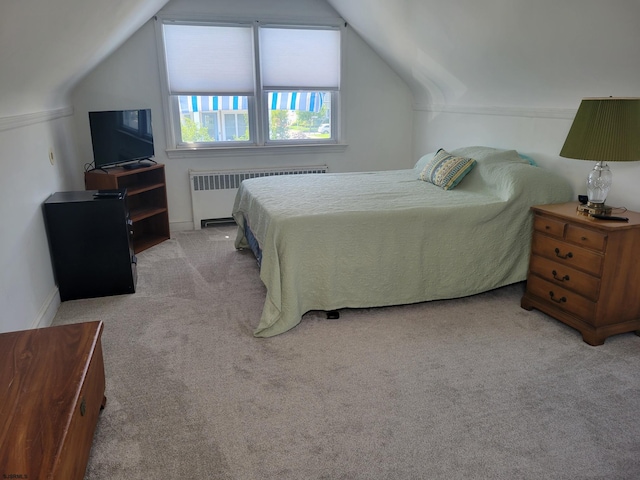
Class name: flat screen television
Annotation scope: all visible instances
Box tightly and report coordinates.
[88,109,154,170]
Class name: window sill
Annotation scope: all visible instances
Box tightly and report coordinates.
[166,143,348,159]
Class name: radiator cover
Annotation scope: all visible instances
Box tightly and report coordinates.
[189,166,328,229]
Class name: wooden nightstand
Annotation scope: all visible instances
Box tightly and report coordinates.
[521,202,640,345]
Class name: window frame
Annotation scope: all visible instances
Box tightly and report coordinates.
[155,16,346,156]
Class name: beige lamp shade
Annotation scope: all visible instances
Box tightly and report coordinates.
[560,97,640,162]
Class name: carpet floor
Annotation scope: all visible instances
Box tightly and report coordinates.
[52,225,640,479]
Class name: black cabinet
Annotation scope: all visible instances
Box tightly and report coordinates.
[44,190,137,301]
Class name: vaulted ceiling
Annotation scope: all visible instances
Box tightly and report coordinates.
[0,0,168,117]
[1,0,639,118]
[327,0,640,108]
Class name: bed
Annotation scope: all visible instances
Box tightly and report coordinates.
[232,146,574,337]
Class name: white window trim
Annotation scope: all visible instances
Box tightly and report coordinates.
[154,15,347,156]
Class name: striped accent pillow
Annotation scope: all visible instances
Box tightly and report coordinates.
[419,149,477,190]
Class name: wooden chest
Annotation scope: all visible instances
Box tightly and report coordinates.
[0,321,106,479]
[521,202,640,345]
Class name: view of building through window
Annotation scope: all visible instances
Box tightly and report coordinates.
[267,91,331,141]
[177,92,331,143]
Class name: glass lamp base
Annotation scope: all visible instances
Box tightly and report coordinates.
[586,162,612,204]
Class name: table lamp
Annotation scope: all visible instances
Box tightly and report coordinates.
[560,97,640,216]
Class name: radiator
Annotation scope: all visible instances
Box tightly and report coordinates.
[189,165,328,229]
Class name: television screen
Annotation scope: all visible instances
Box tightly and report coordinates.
[89,109,154,169]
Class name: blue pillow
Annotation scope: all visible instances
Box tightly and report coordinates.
[518,153,537,166]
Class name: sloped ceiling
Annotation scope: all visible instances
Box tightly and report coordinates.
[0,0,169,118]
[2,0,638,118]
[327,0,640,109]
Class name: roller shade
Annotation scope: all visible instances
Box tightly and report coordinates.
[260,27,340,89]
[163,23,254,94]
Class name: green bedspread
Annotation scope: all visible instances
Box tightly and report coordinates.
[232,147,573,337]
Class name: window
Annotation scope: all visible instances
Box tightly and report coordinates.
[158,20,342,150]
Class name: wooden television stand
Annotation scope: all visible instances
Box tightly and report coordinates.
[85,163,170,253]
[0,321,106,479]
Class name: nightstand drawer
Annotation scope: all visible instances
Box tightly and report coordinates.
[565,225,607,251]
[531,234,603,276]
[526,276,595,322]
[528,255,600,301]
[533,215,566,239]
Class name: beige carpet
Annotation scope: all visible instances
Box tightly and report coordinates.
[52,225,640,479]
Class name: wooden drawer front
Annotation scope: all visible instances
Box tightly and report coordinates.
[527,276,595,322]
[0,322,105,480]
[565,224,607,251]
[533,215,566,239]
[531,234,603,276]
[55,341,106,479]
[528,255,600,301]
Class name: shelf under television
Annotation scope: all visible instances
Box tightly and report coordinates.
[126,182,166,197]
[129,206,167,223]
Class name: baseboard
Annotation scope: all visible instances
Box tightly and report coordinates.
[32,286,61,329]
[170,221,195,232]
[170,219,237,232]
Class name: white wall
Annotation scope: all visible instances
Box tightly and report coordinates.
[71,0,414,230]
[0,112,81,333]
[332,0,640,211]
[332,0,640,107]
[0,0,169,118]
[0,0,167,334]
[413,104,640,213]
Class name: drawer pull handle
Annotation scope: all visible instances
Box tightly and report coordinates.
[549,291,567,304]
[80,397,86,416]
[552,270,570,282]
[554,248,573,259]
